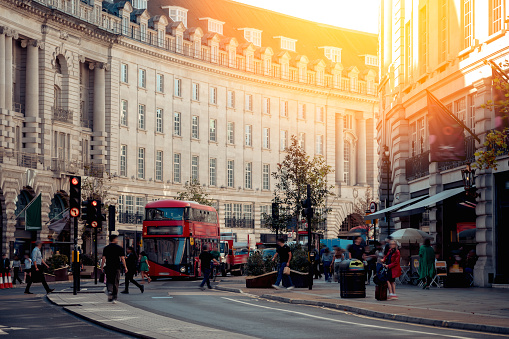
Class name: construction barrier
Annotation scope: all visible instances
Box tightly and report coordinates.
[0,273,4,289]
[6,272,13,288]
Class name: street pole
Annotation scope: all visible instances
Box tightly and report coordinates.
[306,184,313,291]
[73,216,78,295]
[94,227,98,285]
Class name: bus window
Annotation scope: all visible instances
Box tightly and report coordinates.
[146,207,186,221]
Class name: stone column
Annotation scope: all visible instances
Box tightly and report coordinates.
[22,39,43,154]
[5,29,16,111]
[356,112,368,186]
[335,112,345,184]
[0,30,5,108]
[89,62,107,165]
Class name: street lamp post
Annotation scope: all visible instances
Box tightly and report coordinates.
[461,165,480,198]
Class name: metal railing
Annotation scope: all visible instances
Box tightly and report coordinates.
[405,151,430,181]
[50,158,81,174]
[438,136,476,171]
[53,106,74,123]
[225,218,255,229]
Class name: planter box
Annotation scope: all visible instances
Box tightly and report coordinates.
[246,270,310,288]
[80,265,95,279]
[54,267,70,281]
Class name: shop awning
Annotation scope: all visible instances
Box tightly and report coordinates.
[391,187,465,218]
[363,195,429,220]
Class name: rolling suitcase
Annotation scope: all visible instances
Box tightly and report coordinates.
[375,282,388,301]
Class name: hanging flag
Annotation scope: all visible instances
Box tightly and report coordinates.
[492,68,509,131]
[48,210,70,236]
[427,91,466,162]
[25,193,42,231]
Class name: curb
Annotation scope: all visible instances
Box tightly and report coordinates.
[215,285,509,335]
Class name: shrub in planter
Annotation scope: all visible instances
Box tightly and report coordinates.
[81,254,95,266]
[289,244,309,273]
[246,252,266,277]
[46,254,69,274]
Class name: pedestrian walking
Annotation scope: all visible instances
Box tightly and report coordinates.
[12,255,23,284]
[348,236,366,262]
[23,253,32,285]
[100,235,128,303]
[199,245,218,290]
[121,247,144,294]
[419,238,435,289]
[383,240,402,300]
[2,253,10,276]
[321,247,333,282]
[311,248,321,279]
[25,241,54,294]
[271,238,294,290]
[365,245,377,285]
[139,251,151,284]
[332,248,345,283]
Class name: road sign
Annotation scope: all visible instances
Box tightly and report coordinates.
[70,207,80,217]
[369,202,377,213]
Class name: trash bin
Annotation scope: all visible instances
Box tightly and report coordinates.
[339,259,366,298]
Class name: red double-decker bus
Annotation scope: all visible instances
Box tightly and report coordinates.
[142,200,220,278]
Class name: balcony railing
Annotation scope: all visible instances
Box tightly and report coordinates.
[438,136,476,171]
[225,218,255,229]
[118,212,143,225]
[50,158,80,174]
[405,151,430,181]
[83,163,105,177]
[53,106,74,123]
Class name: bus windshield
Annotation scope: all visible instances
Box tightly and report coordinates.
[146,207,186,221]
[143,238,188,266]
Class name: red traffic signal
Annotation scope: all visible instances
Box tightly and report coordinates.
[91,200,98,207]
[71,177,79,186]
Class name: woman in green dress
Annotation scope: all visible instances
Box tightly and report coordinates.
[139,251,151,284]
[419,238,435,289]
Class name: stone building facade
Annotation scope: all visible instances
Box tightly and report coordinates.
[0,0,378,256]
[379,0,509,286]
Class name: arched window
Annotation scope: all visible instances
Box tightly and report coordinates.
[344,141,351,185]
[14,190,32,218]
[54,85,61,108]
[49,194,67,221]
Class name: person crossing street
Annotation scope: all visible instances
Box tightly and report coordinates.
[25,241,54,294]
[272,238,295,290]
[100,235,128,303]
[199,245,218,290]
[121,247,144,294]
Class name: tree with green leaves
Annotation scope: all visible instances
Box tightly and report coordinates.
[475,62,509,170]
[263,136,335,236]
[175,179,214,206]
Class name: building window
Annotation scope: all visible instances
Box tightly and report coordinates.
[173,112,181,136]
[121,100,128,126]
[243,204,252,221]
[323,47,341,62]
[245,162,252,189]
[298,132,306,149]
[406,21,412,80]
[245,125,252,146]
[138,104,145,129]
[344,141,350,184]
[419,6,427,74]
[316,107,324,122]
[176,34,183,53]
[439,0,448,63]
[156,108,163,133]
[137,147,145,179]
[138,68,146,88]
[140,23,147,42]
[280,130,288,151]
[227,122,235,144]
[136,197,144,218]
[233,203,242,219]
[279,37,296,52]
[243,28,262,46]
[191,155,199,182]
[281,101,288,117]
[263,97,270,114]
[298,103,306,120]
[227,160,234,187]
[345,114,353,129]
[173,153,181,183]
[191,116,199,139]
[209,119,217,142]
[192,83,199,101]
[155,150,163,181]
[316,135,323,155]
[463,0,473,49]
[228,90,235,108]
[468,94,476,134]
[263,127,270,149]
[210,87,217,104]
[168,7,188,27]
[490,0,504,35]
[207,19,224,34]
[209,158,217,186]
[174,78,182,97]
[225,203,232,220]
[245,94,253,111]
[120,145,127,177]
[262,164,270,190]
[121,64,128,83]
[156,74,164,92]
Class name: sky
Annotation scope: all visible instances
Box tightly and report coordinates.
[234,0,380,34]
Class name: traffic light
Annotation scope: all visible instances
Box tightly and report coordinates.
[81,200,89,221]
[271,202,279,220]
[89,199,102,228]
[108,205,116,233]
[301,197,314,219]
[69,176,81,218]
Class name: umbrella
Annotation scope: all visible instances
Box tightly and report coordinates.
[459,228,476,241]
[390,228,433,243]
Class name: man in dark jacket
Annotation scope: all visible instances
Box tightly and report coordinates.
[1,253,10,274]
[121,246,144,294]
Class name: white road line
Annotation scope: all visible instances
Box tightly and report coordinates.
[221,297,475,339]
[151,297,173,299]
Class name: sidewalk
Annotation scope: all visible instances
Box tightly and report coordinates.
[47,292,253,339]
[217,277,509,334]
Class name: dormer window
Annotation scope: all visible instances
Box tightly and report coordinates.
[132,0,147,9]
[365,54,379,66]
[275,36,297,52]
[322,47,342,62]
[164,6,188,27]
[199,18,225,35]
[240,28,262,46]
